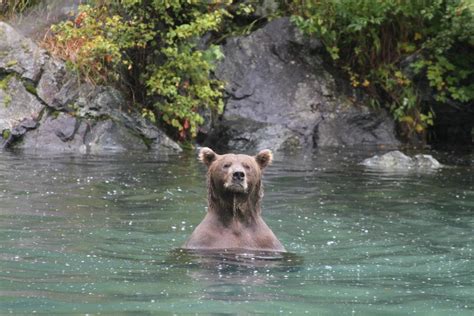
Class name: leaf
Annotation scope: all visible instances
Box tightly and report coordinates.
[415,124,424,133]
[400,116,414,124]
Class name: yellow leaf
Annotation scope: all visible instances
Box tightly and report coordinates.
[415,124,424,133]
[414,32,422,40]
[400,116,414,124]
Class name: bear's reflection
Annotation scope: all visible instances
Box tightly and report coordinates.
[169,248,302,300]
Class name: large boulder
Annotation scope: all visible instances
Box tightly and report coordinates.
[18,113,150,154]
[0,21,181,154]
[207,18,399,151]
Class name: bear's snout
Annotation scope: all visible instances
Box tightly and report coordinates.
[232,171,245,181]
[223,164,248,193]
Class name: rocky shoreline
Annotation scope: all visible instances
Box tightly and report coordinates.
[3,18,468,155]
[0,22,181,154]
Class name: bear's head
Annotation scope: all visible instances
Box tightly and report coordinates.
[199,147,272,216]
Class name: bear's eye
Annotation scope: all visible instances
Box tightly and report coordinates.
[223,163,231,169]
[242,163,251,170]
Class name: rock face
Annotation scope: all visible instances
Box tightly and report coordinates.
[0,22,46,82]
[361,151,443,170]
[207,18,400,151]
[0,76,44,131]
[0,22,181,154]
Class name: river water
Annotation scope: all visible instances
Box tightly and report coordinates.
[0,148,472,315]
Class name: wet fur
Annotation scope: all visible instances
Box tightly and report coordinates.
[183,148,285,252]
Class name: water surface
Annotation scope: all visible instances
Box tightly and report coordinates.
[0,148,472,315]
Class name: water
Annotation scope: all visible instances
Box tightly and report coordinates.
[0,148,472,315]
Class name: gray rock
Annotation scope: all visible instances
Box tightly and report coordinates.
[206,117,301,152]
[16,109,182,154]
[0,22,46,82]
[1,118,38,149]
[36,58,70,110]
[18,113,151,154]
[0,21,181,154]
[86,119,148,154]
[10,0,81,40]
[361,151,443,170]
[0,75,43,132]
[254,0,280,18]
[209,17,399,151]
[413,154,443,169]
[18,113,88,153]
[37,65,182,153]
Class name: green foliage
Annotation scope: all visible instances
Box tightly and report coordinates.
[291,0,474,139]
[46,0,251,140]
[47,4,153,84]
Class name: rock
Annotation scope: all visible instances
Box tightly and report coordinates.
[412,154,443,169]
[0,21,181,154]
[36,58,70,110]
[205,117,301,152]
[86,119,148,153]
[16,111,182,154]
[18,113,88,153]
[0,75,43,132]
[18,113,152,154]
[10,0,81,40]
[207,17,399,151]
[0,22,46,82]
[1,118,38,149]
[37,63,182,152]
[361,150,443,170]
[254,0,280,18]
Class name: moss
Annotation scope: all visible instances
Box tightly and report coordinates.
[2,129,11,140]
[0,74,13,90]
[6,60,18,67]
[51,110,61,119]
[3,94,12,107]
[21,40,31,53]
[0,75,13,107]
[23,81,37,95]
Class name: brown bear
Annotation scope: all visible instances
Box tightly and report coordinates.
[183,147,285,252]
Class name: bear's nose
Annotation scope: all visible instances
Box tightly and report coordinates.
[232,171,245,181]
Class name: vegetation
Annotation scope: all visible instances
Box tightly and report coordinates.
[43,0,253,140]
[2,128,11,140]
[291,0,474,140]
[0,74,14,107]
[0,0,39,19]
[6,0,472,143]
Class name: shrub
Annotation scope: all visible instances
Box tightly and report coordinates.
[291,0,474,140]
[44,1,252,140]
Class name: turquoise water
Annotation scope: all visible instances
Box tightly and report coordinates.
[0,148,472,315]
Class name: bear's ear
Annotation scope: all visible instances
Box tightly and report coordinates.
[255,149,273,170]
[199,147,218,167]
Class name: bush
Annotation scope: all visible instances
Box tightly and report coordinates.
[291,0,474,140]
[44,0,252,140]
